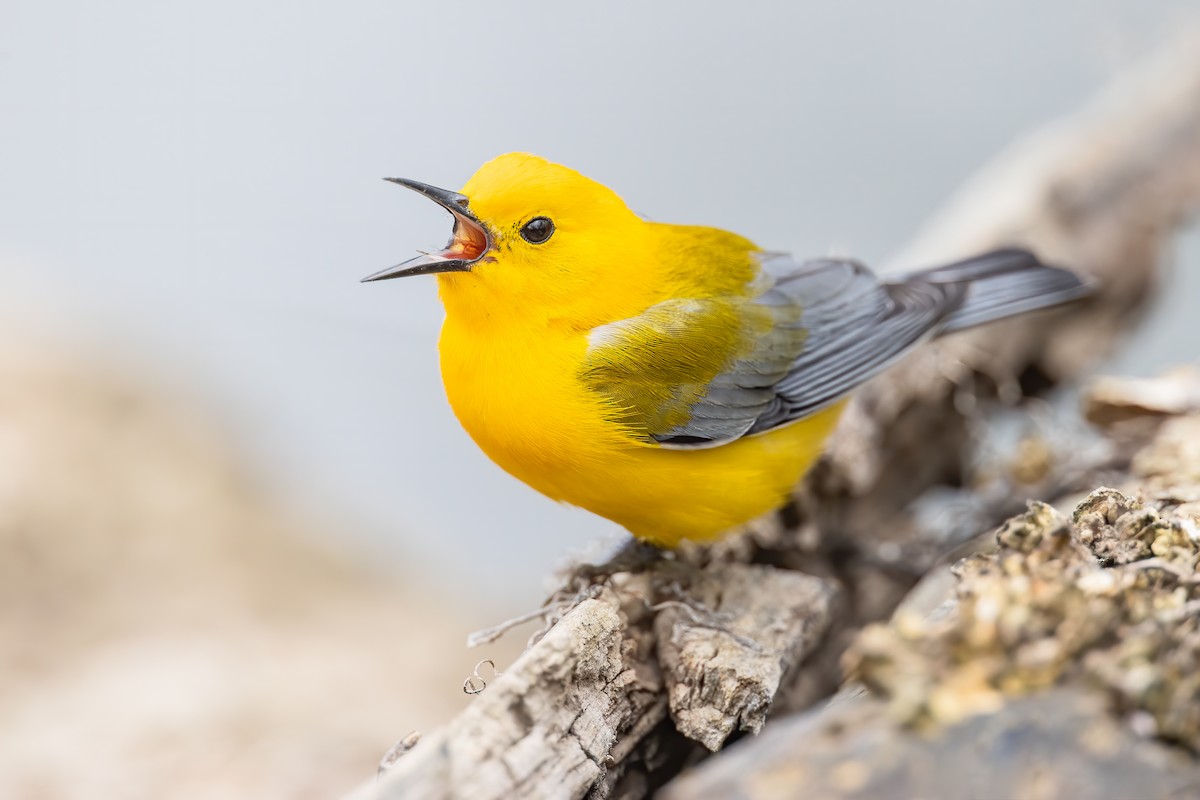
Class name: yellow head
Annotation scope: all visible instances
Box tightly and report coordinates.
[365,152,758,330]
[453,154,656,326]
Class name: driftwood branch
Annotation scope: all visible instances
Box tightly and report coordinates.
[363,31,1200,800]
[666,401,1200,798]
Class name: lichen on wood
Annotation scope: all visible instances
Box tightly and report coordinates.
[667,404,1200,798]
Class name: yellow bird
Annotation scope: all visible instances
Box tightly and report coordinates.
[364,153,1088,548]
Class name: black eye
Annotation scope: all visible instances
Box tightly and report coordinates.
[519,216,554,244]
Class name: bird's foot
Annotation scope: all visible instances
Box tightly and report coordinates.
[558,537,670,592]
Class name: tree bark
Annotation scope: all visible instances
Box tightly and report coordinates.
[361,31,1200,800]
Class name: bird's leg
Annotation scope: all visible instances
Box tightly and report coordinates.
[560,536,670,590]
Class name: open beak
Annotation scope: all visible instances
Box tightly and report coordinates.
[362,177,491,282]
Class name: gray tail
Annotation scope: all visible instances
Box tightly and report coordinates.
[901,248,1092,335]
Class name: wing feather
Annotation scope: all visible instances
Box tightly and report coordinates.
[580,253,963,447]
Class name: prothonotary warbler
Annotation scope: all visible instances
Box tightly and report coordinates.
[364,153,1089,548]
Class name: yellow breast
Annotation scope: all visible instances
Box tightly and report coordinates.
[438,313,844,547]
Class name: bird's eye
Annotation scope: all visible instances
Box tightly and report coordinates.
[519,216,555,244]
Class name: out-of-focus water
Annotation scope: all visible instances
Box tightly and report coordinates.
[1,1,1196,611]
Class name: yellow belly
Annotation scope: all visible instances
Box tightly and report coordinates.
[559,405,845,546]
[439,319,846,547]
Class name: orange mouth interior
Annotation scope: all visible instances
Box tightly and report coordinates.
[441,214,488,262]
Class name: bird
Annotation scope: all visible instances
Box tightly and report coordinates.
[364,153,1090,548]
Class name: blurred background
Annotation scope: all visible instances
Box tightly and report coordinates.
[1,1,1198,797]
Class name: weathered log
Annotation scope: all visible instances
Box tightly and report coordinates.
[370,596,651,799]
[363,31,1200,800]
[654,565,836,751]
[665,407,1200,798]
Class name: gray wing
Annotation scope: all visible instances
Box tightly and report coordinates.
[744,254,963,435]
[582,253,963,447]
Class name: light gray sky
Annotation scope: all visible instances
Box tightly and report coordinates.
[1,1,1197,611]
